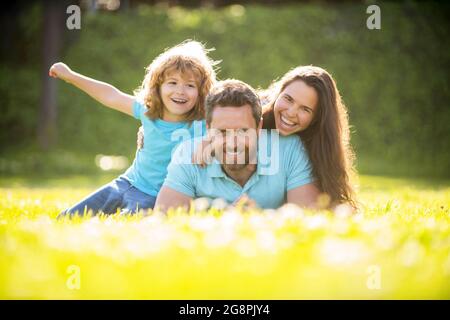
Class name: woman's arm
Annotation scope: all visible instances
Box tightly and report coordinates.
[287,183,320,209]
[49,62,134,116]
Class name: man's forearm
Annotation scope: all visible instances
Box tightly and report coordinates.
[155,186,192,213]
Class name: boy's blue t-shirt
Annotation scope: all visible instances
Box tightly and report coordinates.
[122,100,206,197]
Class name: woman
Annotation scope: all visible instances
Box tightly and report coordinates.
[260,65,357,210]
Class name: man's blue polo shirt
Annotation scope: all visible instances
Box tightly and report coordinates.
[162,130,314,209]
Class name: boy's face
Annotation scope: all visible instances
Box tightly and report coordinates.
[159,70,199,122]
[207,104,262,171]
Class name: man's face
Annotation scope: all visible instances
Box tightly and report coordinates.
[208,105,261,171]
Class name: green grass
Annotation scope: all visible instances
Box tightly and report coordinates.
[0,174,449,299]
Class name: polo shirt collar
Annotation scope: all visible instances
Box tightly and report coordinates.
[206,157,272,178]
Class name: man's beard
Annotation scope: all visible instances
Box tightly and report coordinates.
[219,145,257,171]
[223,162,248,171]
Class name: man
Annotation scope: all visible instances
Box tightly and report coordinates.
[155,79,320,211]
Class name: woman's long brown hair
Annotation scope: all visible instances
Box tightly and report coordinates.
[262,66,358,209]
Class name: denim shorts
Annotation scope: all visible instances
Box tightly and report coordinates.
[58,177,156,218]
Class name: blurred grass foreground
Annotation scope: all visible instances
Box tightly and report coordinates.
[0,175,449,299]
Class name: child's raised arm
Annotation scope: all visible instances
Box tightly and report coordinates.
[49,62,134,116]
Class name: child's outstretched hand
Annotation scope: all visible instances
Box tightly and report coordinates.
[49,62,73,82]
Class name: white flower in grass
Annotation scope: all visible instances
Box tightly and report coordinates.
[192,197,211,212]
[236,238,257,257]
[443,254,450,276]
[249,215,266,229]
[211,198,228,210]
[262,209,277,216]
[278,203,304,220]
[256,230,277,253]
[176,233,197,250]
[333,219,350,235]
[221,209,242,228]
[399,240,424,267]
[319,238,369,267]
[189,216,217,232]
[374,229,395,250]
[204,228,235,248]
[334,203,353,218]
[304,214,328,230]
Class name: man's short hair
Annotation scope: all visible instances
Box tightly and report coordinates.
[205,79,262,126]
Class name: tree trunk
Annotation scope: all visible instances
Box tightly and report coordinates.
[38,0,64,150]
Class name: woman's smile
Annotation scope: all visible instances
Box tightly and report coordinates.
[280,114,298,127]
[273,80,318,135]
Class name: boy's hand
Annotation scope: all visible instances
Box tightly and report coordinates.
[192,136,214,167]
[49,62,73,82]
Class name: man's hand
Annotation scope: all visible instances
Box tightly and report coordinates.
[232,193,258,210]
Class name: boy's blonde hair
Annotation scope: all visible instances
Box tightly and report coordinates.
[134,40,219,122]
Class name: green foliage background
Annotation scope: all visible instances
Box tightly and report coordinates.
[1,2,449,177]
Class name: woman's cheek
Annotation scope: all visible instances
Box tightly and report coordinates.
[300,114,313,129]
[273,98,284,112]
